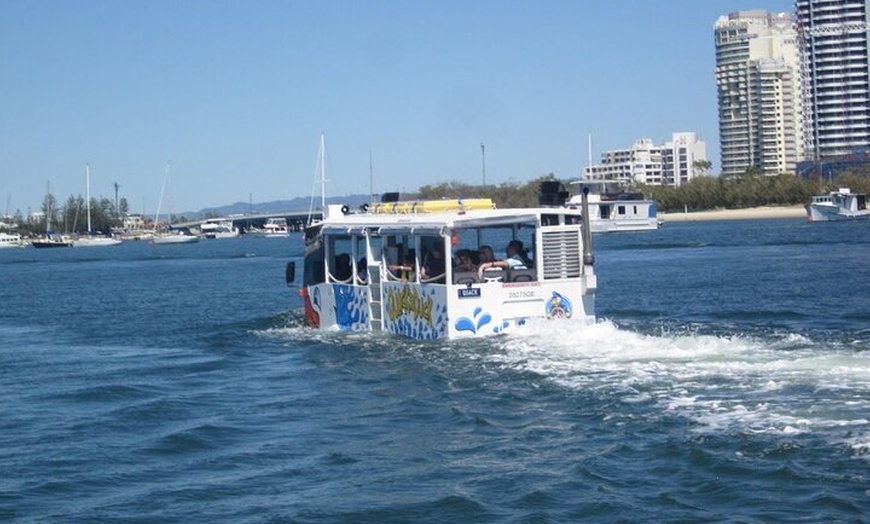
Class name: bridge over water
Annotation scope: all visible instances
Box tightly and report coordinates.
[175,211,322,232]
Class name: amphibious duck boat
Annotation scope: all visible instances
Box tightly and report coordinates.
[287,185,597,339]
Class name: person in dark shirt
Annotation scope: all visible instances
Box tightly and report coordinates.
[421,241,445,283]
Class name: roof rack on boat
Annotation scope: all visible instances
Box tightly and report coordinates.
[371,198,496,214]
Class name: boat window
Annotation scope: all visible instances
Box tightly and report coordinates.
[541,214,560,226]
[303,235,325,286]
[326,235,353,283]
[382,234,417,282]
[449,224,538,283]
[420,236,446,284]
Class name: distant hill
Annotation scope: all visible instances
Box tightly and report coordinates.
[194,194,372,217]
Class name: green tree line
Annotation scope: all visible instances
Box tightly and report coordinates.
[642,170,870,212]
[411,170,870,212]
[20,193,131,235]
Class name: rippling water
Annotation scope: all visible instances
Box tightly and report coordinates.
[1,219,868,522]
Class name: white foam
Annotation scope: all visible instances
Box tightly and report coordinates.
[490,319,870,456]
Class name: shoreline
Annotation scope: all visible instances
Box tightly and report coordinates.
[658,205,806,223]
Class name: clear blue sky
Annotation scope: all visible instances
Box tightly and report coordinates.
[2,0,794,215]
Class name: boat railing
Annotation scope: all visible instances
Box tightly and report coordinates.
[327,271,352,284]
[420,272,446,284]
[384,264,412,282]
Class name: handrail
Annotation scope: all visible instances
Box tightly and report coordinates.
[327,272,352,284]
[420,272,445,284]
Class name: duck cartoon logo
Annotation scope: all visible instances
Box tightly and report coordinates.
[545,292,572,318]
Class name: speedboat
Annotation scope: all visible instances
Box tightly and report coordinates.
[806,188,869,222]
[287,183,597,340]
[565,181,658,233]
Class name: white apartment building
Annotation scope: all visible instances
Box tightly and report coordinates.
[797,0,870,161]
[583,133,707,188]
[715,10,804,177]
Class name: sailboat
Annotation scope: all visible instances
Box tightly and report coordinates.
[31,181,72,248]
[73,164,122,247]
[151,161,199,245]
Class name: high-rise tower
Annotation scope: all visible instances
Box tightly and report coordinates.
[796,0,870,162]
[715,11,803,177]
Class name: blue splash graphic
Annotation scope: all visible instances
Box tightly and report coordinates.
[454,306,492,335]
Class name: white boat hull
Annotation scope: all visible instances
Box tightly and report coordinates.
[807,204,870,222]
[203,231,239,239]
[151,234,200,245]
[74,236,123,247]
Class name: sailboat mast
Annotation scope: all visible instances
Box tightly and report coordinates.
[86,164,92,233]
[319,132,326,211]
[155,162,170,231]
[45,181,52,234]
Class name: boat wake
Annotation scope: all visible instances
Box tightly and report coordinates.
[260,314,870,458]
[492,319,870,457]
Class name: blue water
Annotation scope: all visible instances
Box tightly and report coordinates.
[1,219,869,522]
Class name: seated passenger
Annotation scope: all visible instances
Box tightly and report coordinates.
[510,239,533,267]
[388,253,416,282]
[421,241,446,283]
[478,245,496,265]
[334,253,352,281]
[357,257,368,283]
[454,249,477,272]
[478,240,528,275]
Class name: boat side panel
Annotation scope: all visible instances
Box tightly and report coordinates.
[307,283,371,332]
[446,280,593,338]
[382,282,448,340]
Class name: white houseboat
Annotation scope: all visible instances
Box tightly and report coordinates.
[287,186,597,340]
[565,181,658,233]
[806,188,869,222]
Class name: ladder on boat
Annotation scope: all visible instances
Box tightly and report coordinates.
[365,235,385,331]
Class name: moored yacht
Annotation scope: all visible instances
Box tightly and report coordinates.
[31,235,73,248]
[262,217,290,237]
[201,218,239,239]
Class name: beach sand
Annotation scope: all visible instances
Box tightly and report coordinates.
[659,205,807,223]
